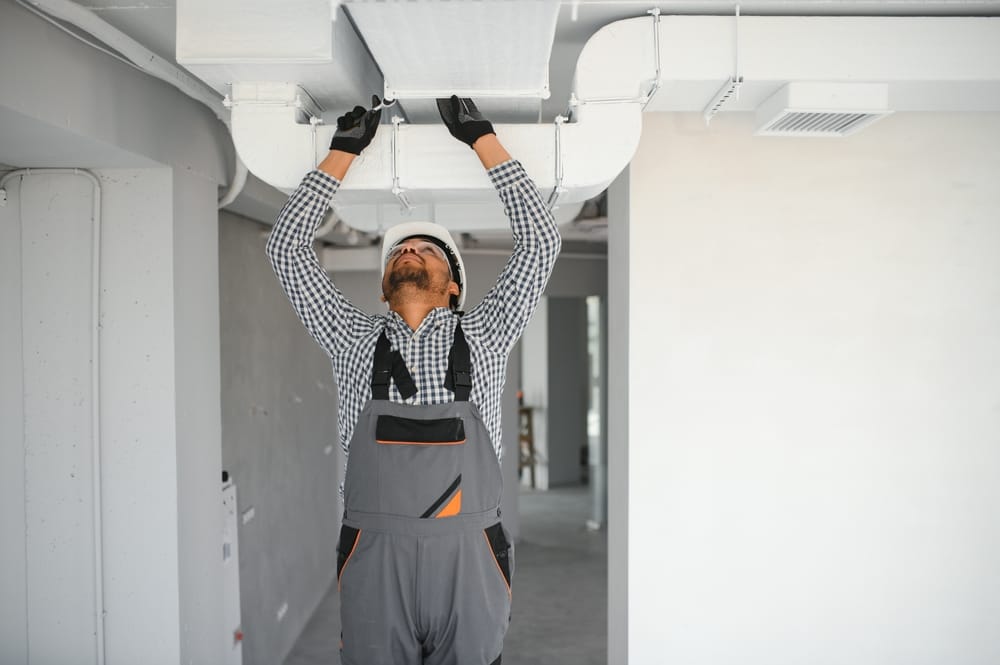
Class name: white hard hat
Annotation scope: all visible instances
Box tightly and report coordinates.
[381,221,467,310]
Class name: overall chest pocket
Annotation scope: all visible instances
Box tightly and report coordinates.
[375,415,466,518]
[375,415,465,446]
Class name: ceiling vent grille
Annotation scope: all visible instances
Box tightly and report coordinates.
[755,83,892,137]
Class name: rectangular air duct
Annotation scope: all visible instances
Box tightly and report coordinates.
[176,0,383,110]
[345,0,560,122]
[755,82,892,137]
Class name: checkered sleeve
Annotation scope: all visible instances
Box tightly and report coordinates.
[265,170,376,356]
[463,159,562,354]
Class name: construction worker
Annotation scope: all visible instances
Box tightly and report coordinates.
[266,95,561,665]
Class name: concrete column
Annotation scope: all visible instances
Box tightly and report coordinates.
[0,168,224,665]
[606,167,630,665]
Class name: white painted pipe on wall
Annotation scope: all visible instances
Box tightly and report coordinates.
[0,168,106,665]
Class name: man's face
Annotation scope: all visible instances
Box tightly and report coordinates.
[381,237,458,307]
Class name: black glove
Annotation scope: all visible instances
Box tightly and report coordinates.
[329,95,382,155]
[436,95,494,148]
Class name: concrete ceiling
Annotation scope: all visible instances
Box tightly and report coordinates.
[77,0,1000,122]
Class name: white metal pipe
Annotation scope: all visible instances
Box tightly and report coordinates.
[0,167,106,665]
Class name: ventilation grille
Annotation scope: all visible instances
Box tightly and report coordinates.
[758,111,888,137]
[754,83,892,138]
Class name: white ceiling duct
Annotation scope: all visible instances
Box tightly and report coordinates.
[346,0,561,124]
[190,12,1000,234]
[176,0,383,117]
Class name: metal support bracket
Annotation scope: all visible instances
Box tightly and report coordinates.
[703,5,744,125]
[390,115,413,212]
[642,8,663,109]
[546,115,567,211]
[568,7,663,113]
[309,114,324,165]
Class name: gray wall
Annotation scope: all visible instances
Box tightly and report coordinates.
[219,214,342,665]
[0,171,28,664]
[606,166,630,665]
[545,298,590,487]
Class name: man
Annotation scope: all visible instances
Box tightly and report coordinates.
[265,95,561,665]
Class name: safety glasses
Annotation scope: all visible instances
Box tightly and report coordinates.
[386,239,450,269]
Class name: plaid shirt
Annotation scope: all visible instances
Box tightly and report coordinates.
[265,159,561,466]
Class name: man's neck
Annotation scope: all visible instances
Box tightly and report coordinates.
[391,302,443,332]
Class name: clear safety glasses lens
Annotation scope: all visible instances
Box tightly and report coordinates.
[386,241,449,266]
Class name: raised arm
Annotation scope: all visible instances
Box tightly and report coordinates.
[436,96,562,353]
[264,99,384,356]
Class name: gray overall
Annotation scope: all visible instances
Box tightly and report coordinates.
[337,323,513,665]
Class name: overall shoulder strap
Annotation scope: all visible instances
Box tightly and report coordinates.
[371,329,418,401]
[445,321,472,402]
[370,331,393,400]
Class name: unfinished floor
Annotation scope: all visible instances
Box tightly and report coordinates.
[284,485,608,665]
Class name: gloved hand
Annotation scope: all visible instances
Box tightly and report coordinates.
[329,95,382,155]
[436,95,495,148]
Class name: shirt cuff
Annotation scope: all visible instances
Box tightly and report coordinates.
[487,159,527,190]
[301,169,341,200]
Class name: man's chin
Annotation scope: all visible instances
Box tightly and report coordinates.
[390,266,428,284]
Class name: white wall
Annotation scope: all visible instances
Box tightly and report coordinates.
[626,112,1000,665]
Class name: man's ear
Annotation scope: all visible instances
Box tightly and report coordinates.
[448,281,460,298]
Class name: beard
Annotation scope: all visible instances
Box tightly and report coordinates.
[387,263,431,292]
[383,259,453,307]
